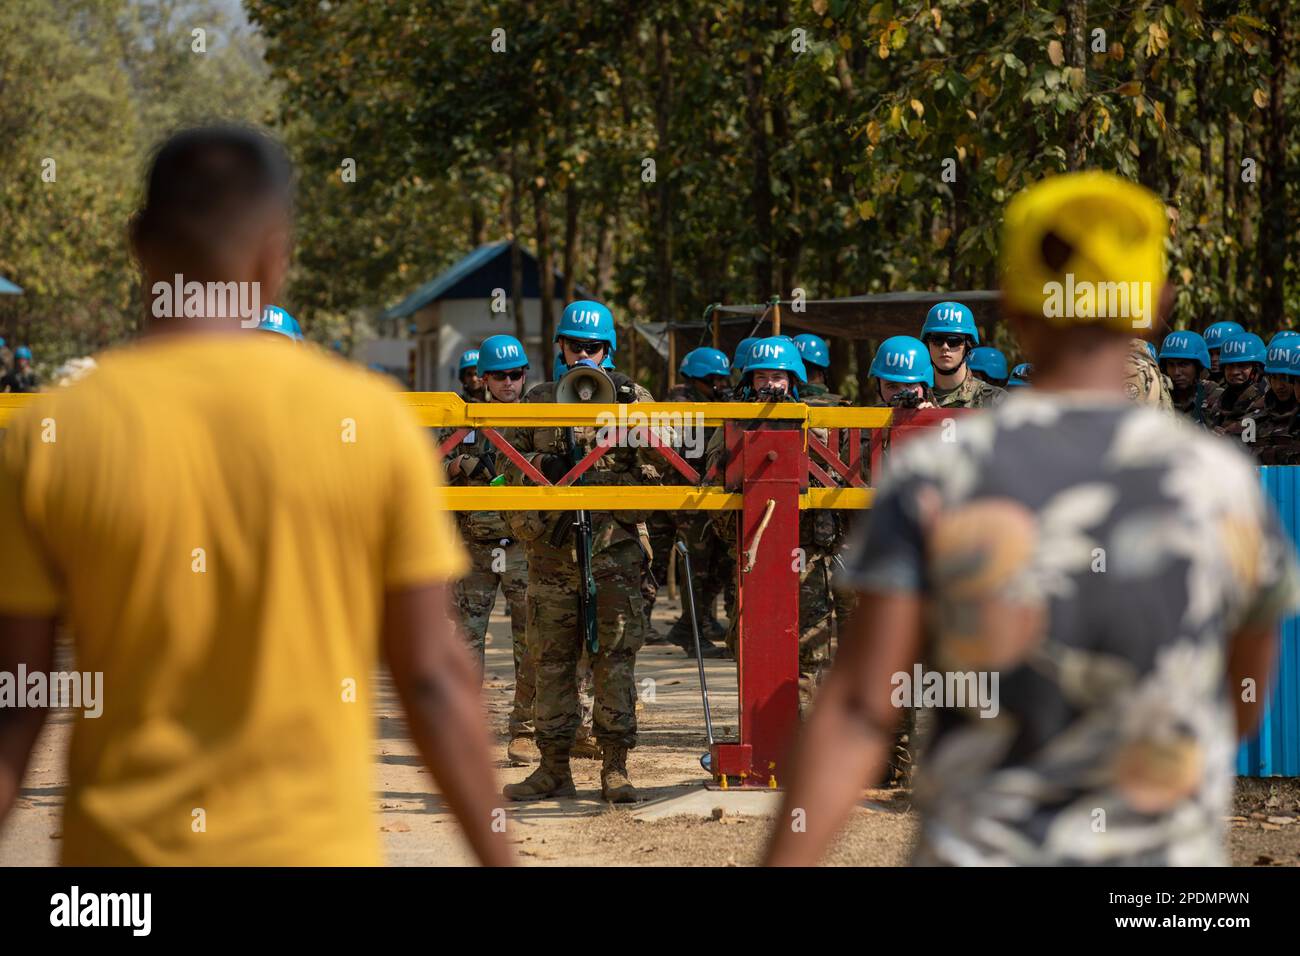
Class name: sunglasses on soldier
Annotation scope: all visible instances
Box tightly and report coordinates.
[559,338,605,356]
[925,334,968,350]
[485,369,526,382]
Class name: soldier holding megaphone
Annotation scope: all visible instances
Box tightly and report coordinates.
[499,301,663,804]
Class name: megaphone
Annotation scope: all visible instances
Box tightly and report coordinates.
[556,359,616,403]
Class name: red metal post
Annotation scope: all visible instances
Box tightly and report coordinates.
[710,423,803,786]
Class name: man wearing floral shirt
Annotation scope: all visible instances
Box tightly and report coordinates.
[766,171,1300,867]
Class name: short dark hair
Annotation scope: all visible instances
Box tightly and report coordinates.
[131,125,294,265]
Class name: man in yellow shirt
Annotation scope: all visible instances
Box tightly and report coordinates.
[0,126,512,866]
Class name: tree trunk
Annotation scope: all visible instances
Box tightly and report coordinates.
[1194,57,1213,327]
[532,172,555,376]
[1064,0,1088,169]
[509,147,526,343]
[1236,126,1254,323]
[745,47,774,298]
[654,21,675,327]
[771,0,801,295]
[950,171,969,287]
[594,205,615,300]
[1259,3,1287,323]
[1220,111,1234,304]
[470,204,485,249]
[563,180,580,303]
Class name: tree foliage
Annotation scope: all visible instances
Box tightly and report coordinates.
[5,1,1297,391]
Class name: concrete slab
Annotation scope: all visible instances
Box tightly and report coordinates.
[632,786,782,821]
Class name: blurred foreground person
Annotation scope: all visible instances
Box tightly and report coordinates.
[0,126,511,866]
[766,171,1300,866]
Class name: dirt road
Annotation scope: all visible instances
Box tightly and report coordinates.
[2,595,1297,866]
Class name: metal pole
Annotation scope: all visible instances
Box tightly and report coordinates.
[674,540,714,748]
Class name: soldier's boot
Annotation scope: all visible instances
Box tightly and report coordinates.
[666,617,727,659]
[600,745,638,803]
[506,735,540,765]
[571,731,603,760]
[664,617,694,649]
[696,589,728,641]
[502,748,576,801]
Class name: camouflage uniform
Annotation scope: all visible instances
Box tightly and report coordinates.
[1270,414,1300,465]
[801,381,857,669]
[661,380,732,649]
[499,374,661,783]
[704,390,847,712]
[931,370,1005,408]
[440,422,535,740]
[642,510,675,631]
[1250,391,1297,464]
[1169,380,1213,424]
[1124,338,1173,409]
[1202,379,1268,442]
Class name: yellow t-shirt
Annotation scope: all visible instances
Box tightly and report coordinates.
[0,334,467,865]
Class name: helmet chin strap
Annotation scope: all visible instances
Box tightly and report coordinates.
[935,345,971,377]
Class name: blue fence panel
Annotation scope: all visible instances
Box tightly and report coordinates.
[1238,467,1300,776]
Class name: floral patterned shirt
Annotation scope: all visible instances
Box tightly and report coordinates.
[845,391,1300,865]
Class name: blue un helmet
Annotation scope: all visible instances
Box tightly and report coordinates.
[457,348,480,373]
[920,300,979,346]
[1267,330,1300,351]
[731,336,758,372]
[15,345,33,361]
[742,336,807,397]
[1287,347,1300,379]
[1158,331,1210,370]
[967,346,1008,382]
[257,305,303,341]
[1145,341,1158,362]
[477,334,529,374]
[792,333,830,370]
[1219,332,1267,367]
[556,300,617,354]
[869,336,934,386]
[1266,340,1298,376]
[679,347,731,380]
[1203,321,1245,352]
[1007,363,1033,388]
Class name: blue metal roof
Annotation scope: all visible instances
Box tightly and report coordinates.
[0,275,23,295]
[381,241,573,321]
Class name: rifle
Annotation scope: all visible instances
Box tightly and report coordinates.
[568,426,600,656]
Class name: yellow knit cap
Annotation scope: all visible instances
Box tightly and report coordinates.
[1000,171,1168,331]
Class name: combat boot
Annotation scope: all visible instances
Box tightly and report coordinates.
[506,735,539,765]
[571,732,603,760]
[502,748,576,801]
[666,617,727,659]
[601,745,638,803]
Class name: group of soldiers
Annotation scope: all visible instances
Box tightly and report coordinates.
[1153,323,1300,463]
[440,296,1039,801]
[441,288,1292,802]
